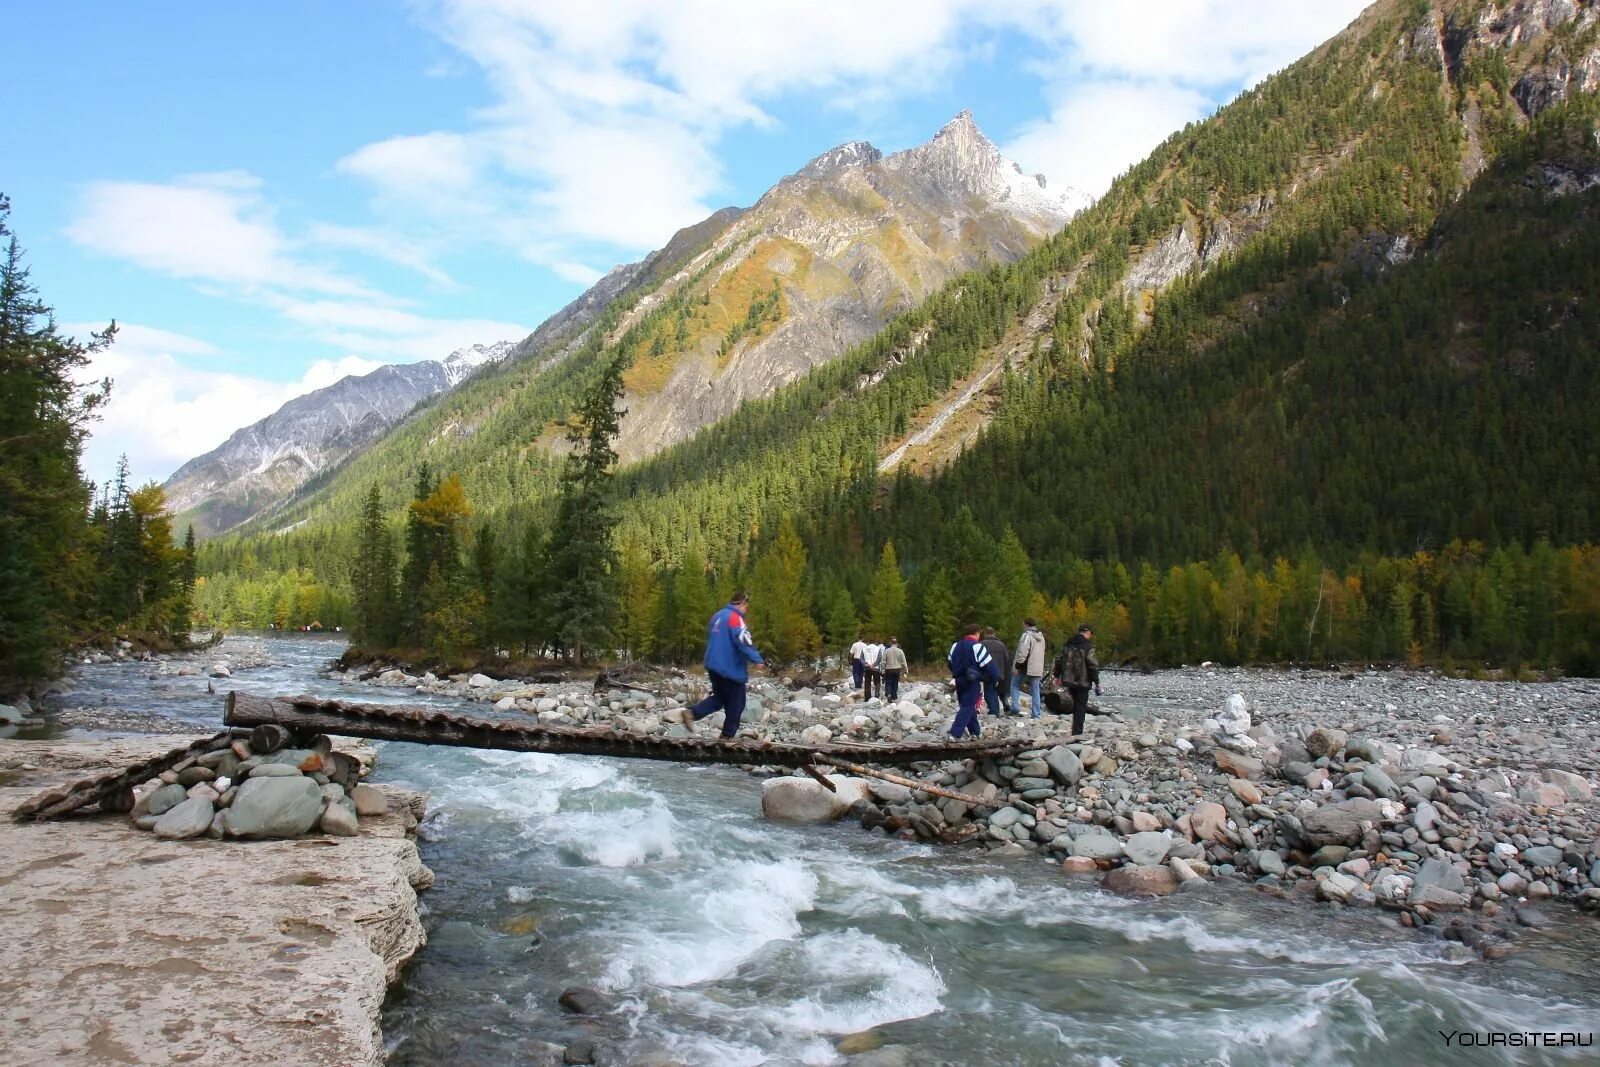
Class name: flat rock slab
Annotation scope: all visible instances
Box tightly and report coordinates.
[0,737,428,1067]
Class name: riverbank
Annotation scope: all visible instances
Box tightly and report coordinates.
[0,735,431,1067]
[341,659,1600,956]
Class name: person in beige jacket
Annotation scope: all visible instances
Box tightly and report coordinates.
[1009,619,1047,719]
[878,637,908,701]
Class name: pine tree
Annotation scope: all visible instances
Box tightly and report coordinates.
[0,196,112,689]
[921,567,959,662]
[546,355,626,664]
[749,517,820,663]
[994,527,1036,641]
[665,548,716,662]
[865,541,908,644]
[172,525,197,637]
[352,484,398,648]
[819,581,860,652]
[617,538,662,661]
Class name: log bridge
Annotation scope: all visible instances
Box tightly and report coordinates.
[13,692,1051,822]
[225,692,1040,808]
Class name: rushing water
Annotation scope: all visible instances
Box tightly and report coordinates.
[47,636,1600,1066]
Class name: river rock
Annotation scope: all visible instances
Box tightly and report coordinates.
[1318,872,1360,903]
[1251,850,1286,876]
[320,798,360,837]
[1061,856,1100,873]
[1228,780,1263,805]
[1123,831,1173,866]
[761,775,869,823]
[1412,857,1467,899]
[799,724,833,745]
[1215,694,1251,735]
[1304,727,1347,759]
[1296,798,1386,848]
[249,763,303,778]
[1360,765,1401,800]
[208,663,230,678]
[1190,802,1228,843]
[145,783,188,816]
[1213,750,1264,781]
[1103,865,1179,896]
[1520,845,1564,868]
[559,986,611,1015]
[351,783,389,816]
[1541,769,1593,801]
[1131,810,1162,832]
[989,806,1023,831]
[153,796,215,839]
[224,775,325,839]
[0,704,23,724]
[1068,833,1124,861]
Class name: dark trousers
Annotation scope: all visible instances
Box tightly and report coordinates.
[951,686,983,738]
[883,670,901,701]
[984,679,1012,715]
[862,669,879,700]
[690,671,747,738]
[1067,685,1090,735]
[851,659,864,689]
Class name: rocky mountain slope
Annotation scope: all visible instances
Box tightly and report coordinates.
[234,111,1084,532]
[165,342,512,536]
[602,0,1600,571]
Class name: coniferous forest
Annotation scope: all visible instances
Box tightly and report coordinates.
[176,4,1600,675]
[0,198,196,697]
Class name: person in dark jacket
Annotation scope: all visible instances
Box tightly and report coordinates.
[948,622,999,739]
[1052,624,1101,737]
[685,592,766,739]
[980,627,1013,715]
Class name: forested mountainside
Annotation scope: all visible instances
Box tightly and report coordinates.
[228,112,1081,537]
[164,342,512,538]
[199,0,1600,672]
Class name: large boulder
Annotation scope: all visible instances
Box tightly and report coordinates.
[1103,865,1179,897]
[1213,749,1264,781]
[223,775,325,839]
[1068,832,1124,861]
[153,796,215,840]
[1296,798,1386,848]
[760,775,870,823]
[145,783,189,816]
[1122,831,1173,866]
[1541,769,1594,801]
[1304,727,1347,759]
[1045,745,1084,787]
[1190,801,1229,843]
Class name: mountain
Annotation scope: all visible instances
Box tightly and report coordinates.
[165,341,513,536]
[232,111,1084,532]
[607,0,1600,573]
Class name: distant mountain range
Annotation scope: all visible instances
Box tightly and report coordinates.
[188,110,1085,535]
[164,341,511,536]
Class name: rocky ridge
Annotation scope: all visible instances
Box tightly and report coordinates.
[164,341,513,538]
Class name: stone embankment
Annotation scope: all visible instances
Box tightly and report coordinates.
[347,661,1600,953]
[0,736,432,1067]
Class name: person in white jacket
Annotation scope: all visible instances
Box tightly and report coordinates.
[861,639,884,699]
[848,635,868,692]
[1010,619,1047,719]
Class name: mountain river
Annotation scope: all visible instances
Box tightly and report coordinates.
[42,635,1600,1066]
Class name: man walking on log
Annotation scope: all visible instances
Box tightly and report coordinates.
[947,622,998,739]
[879,636,907,701]
[684,592,766,739]
[1010,618,1046,719]
[1052,624,1101,737]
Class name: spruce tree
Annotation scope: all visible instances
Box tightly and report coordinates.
[546,355,626,664]
[617,538,662,661]
[865,541,908,643]
[352,484,398,648]
[920,567,959,662]
[749,517,820,663]
[819,581,860,652]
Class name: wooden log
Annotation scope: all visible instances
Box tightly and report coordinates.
[249,723,290,754]
[224,691,1043,770]
[12,731,234,821]
[799,763,838,792]
[807,755,994,809]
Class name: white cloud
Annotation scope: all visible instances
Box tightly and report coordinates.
[305,222,459,288]
[551,261,603,285]
[1000,0,1370,194]
[266,296,527,361]
[69,323,385,486]
[67,172,376,298]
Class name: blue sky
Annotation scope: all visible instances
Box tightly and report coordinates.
[5,0,1367,485]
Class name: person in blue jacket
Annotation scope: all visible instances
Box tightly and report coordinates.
[685,591,766,739]
[947,622,999,739]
